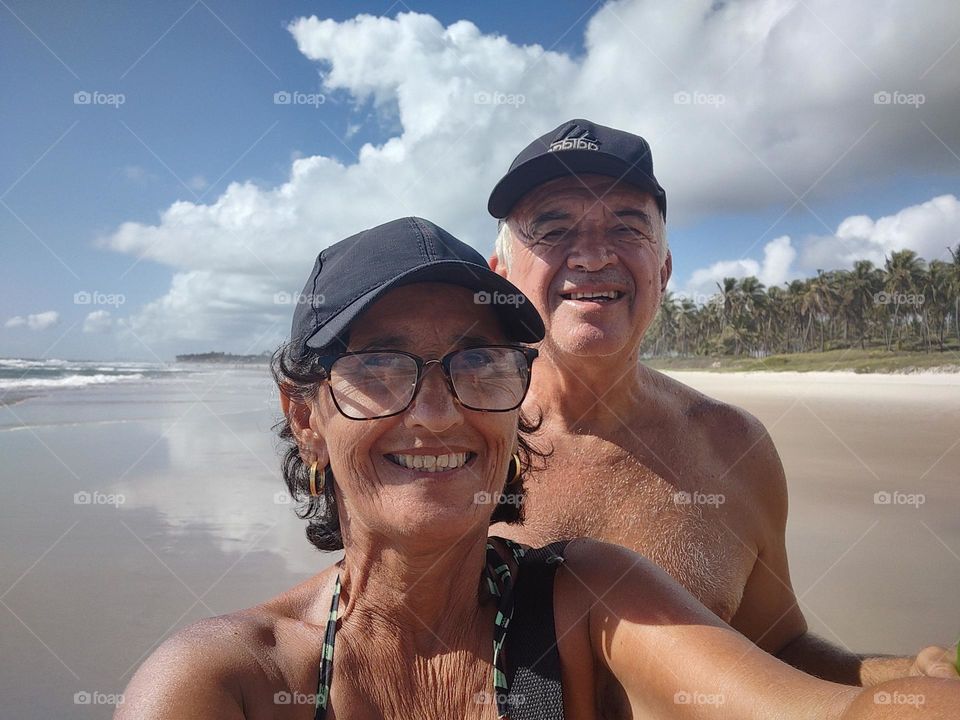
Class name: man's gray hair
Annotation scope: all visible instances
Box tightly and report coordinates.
[494,215,670,270]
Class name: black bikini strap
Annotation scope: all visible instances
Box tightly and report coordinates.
[503,540,570,719]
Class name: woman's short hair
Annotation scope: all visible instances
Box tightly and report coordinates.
[271,337,549,552]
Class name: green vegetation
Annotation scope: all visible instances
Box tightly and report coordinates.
[645,349,960,374]
[642,246,960,372]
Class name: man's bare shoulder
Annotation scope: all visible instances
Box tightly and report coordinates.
[649,369,774,461]
[646,369,786,504]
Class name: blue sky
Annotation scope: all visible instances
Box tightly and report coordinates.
[2,0,959,360]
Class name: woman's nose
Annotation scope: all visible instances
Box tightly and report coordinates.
[403,362,462,431]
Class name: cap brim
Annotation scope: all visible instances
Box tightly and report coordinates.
[304,260,545,351]
[487,150,665,218]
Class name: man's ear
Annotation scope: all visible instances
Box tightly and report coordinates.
[489,252,510,280]
[280,387,328,466]
[660,250,673,293]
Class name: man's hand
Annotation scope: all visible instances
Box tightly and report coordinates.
[910,644,959,679]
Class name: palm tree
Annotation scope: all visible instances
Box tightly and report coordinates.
[883,250,926,350]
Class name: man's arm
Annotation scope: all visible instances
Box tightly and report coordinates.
[723,409,957,685]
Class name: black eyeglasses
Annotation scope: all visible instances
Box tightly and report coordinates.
[314,345,538,420]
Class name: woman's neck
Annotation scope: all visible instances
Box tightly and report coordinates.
[335,530,494,652]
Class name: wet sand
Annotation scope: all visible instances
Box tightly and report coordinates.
[1,368,958,717]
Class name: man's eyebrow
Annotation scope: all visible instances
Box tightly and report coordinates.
[529,210,572,228]
[612,208,654,228]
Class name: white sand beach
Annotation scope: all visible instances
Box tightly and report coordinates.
[1,367,958,717]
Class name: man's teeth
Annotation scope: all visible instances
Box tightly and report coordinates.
[566,291,619,300]
[390,452,469,472]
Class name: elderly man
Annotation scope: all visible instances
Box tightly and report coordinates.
[486,118,957,687]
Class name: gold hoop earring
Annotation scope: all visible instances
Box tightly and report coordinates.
[506,453,522,486]
[309,461,324,497]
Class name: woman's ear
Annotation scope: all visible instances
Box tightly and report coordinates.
[280,387,328,466]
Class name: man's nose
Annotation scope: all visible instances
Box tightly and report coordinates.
[566,231,618,272]
[403,362,462,432]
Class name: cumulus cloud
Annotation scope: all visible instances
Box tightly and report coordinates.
[681,194,960,298]
[803,194,960,270]
[5,311,60,331]
[683,235,797,297]
[83,310,113,334]
[96,0,960,350]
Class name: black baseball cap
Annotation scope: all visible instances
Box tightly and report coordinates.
[290,217,545,355]
[487,118,666,220]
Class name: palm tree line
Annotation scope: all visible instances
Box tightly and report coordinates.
[643,246,960,357]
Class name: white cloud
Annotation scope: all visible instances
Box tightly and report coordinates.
[5,311,60,331]
[682,194,960,298]
[683,235,797,297]
[803,194,960,270]
[96,1,960,351]
[83,310,113,334]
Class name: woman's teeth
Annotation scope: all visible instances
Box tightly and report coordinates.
[388,452,470,472]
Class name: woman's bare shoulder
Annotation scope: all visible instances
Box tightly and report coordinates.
[117,565,339,719]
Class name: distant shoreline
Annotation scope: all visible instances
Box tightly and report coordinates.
[175,352,271,364]
[644,348,960,374]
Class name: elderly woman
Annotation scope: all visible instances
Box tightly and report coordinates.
[118,217,958,719]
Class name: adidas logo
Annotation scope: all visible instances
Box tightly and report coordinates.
[549,125,600,152]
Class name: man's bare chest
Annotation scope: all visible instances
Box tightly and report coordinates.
[516,434,756,621]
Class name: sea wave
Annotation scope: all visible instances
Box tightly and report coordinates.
[0,373,146,391]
